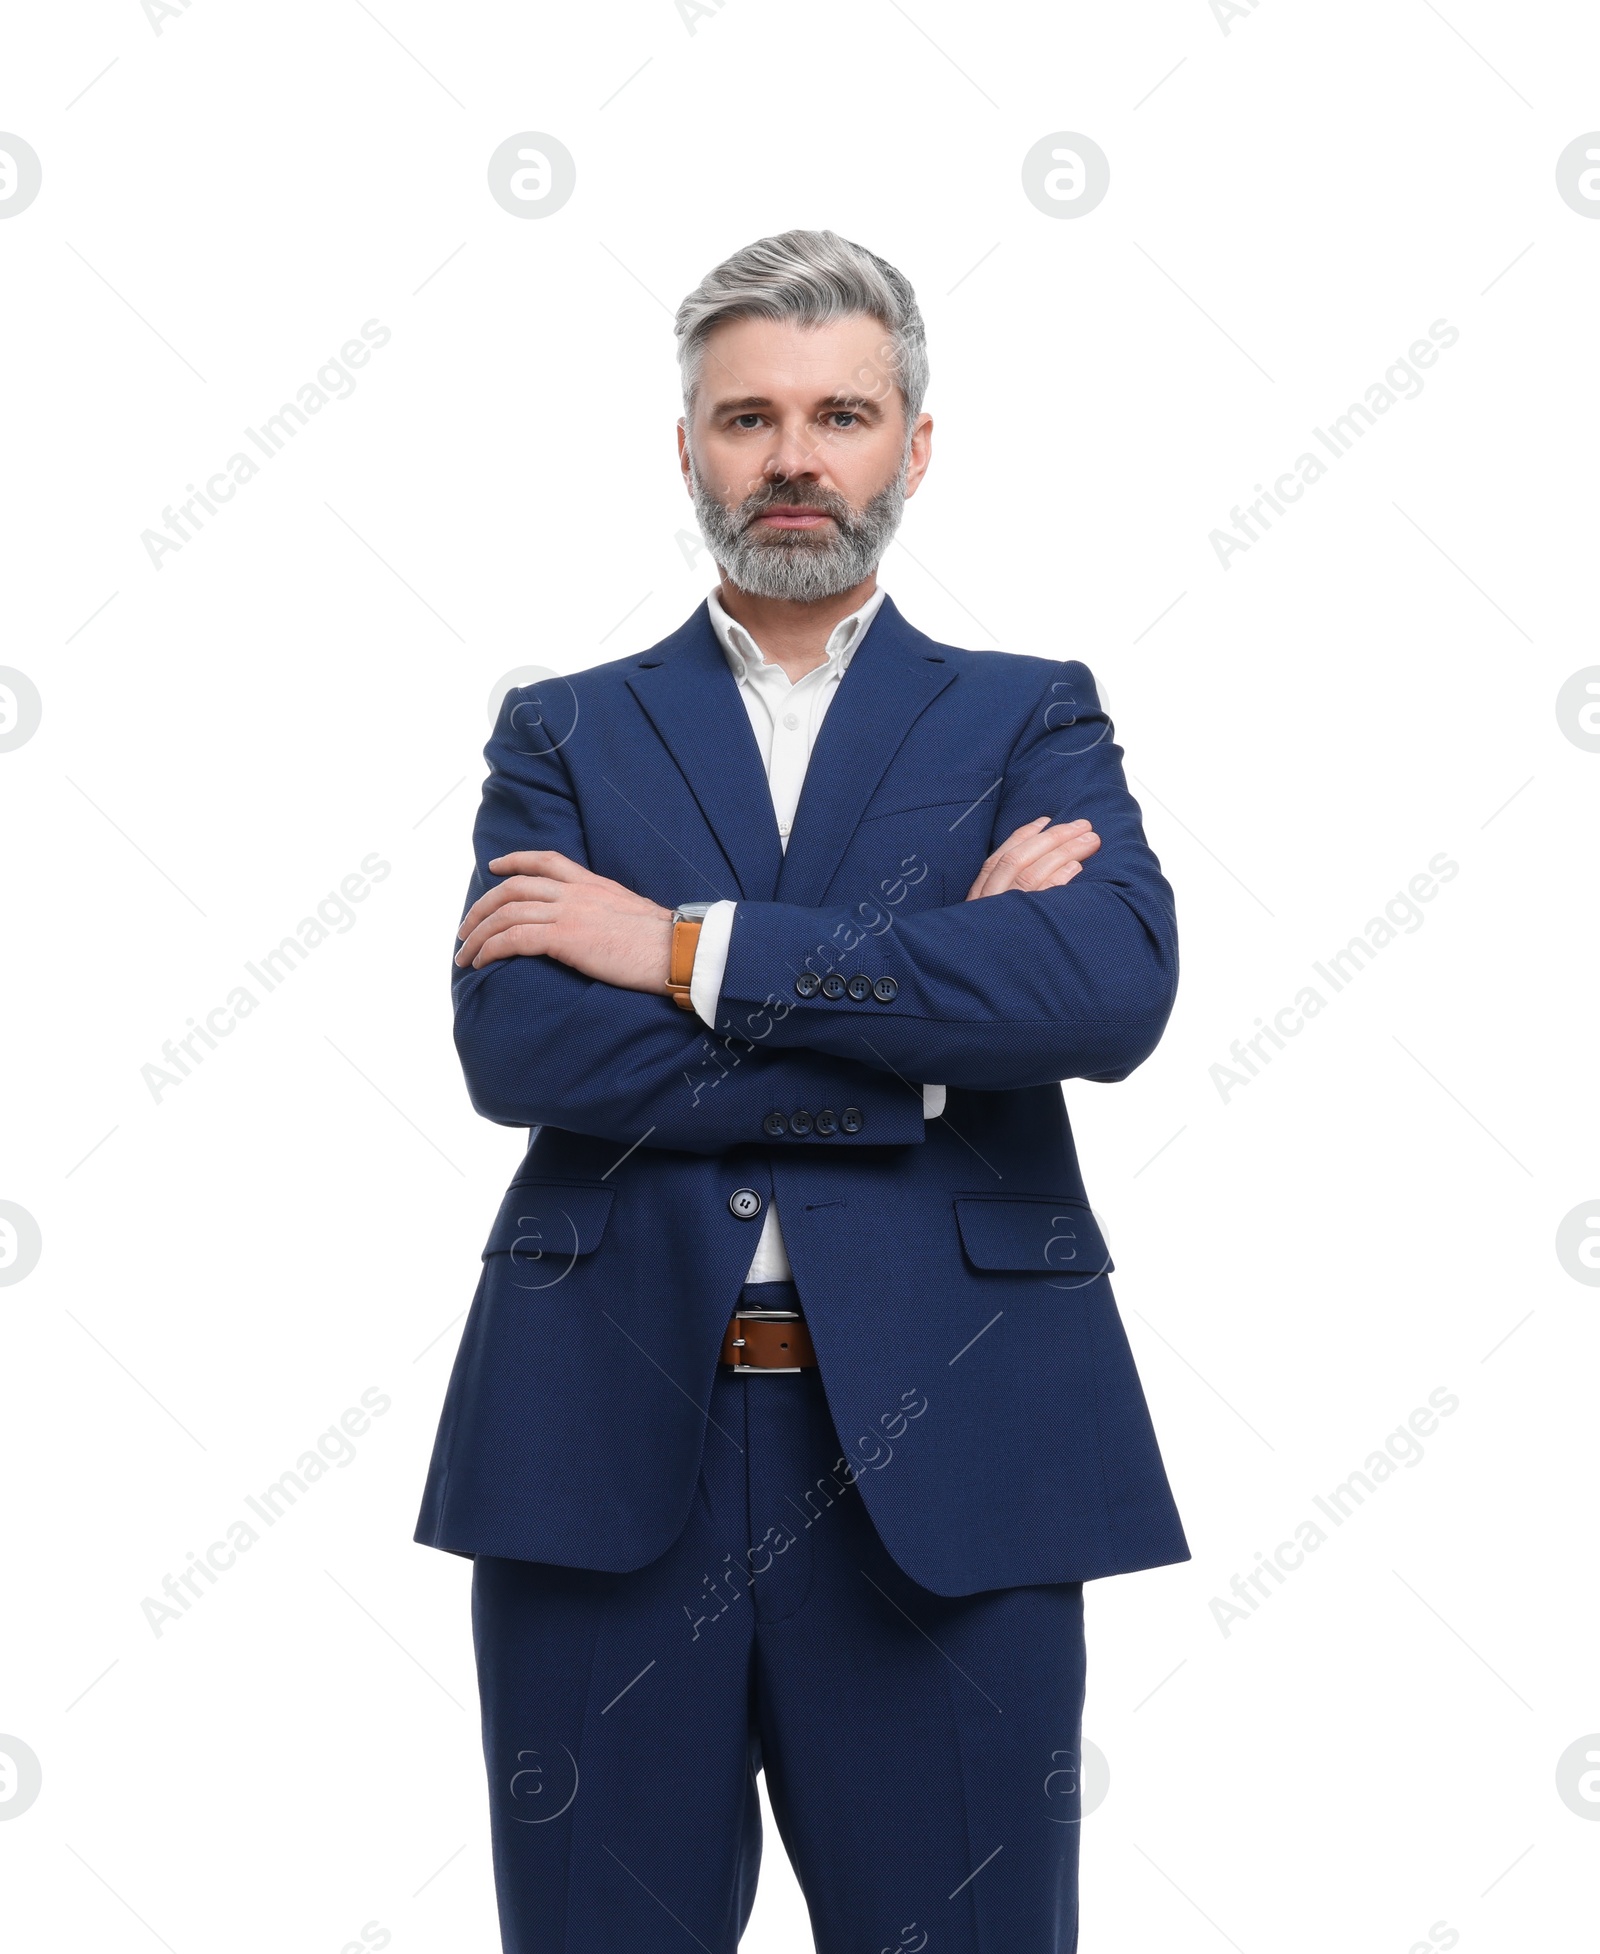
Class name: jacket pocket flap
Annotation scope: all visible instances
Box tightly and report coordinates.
[861,768,1002,822]
[953,1196,1113,1276]
[483,1182,616,1261]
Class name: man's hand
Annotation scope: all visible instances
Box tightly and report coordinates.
[456,851,674,994]
[966,817,1100,900]
[458,816,1100,994]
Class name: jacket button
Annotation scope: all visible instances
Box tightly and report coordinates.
[762,1111,787,1137]
[795,971,821,998]
[789,1108,814,1135]
[820,972,846,999]
[845,974,872,1001]
[872,975,899,1002]
[814,1108,838,1135]
[729,1187,763,1220]
[840,1106,863,1134]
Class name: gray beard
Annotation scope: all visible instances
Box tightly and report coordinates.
[689,465,909,603]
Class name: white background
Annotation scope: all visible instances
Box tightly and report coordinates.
[3,1,1597,1948]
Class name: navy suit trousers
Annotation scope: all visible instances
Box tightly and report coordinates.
[471,1297,1088,1954]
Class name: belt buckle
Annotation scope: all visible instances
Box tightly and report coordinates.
[727,1306,804,1374]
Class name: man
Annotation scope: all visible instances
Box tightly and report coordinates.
[415,229,1188,1953]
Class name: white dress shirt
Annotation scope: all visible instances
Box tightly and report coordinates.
[689,583,945,1284]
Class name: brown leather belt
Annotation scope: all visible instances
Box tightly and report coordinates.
[719,1309,817,1371]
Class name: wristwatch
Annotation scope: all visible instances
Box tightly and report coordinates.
[666,901,715,1011]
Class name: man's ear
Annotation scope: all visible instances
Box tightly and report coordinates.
[903,412,934,500]
[677,420,694,497]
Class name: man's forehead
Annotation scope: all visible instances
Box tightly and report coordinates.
[702,312,889,372]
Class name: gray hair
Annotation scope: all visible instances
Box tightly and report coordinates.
[675,229,929,428]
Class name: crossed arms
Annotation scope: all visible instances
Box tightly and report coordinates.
[450,662,1177,1152]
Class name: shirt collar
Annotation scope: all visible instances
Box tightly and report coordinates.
[706,583,888,682]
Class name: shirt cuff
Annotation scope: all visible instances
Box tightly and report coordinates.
[688,899,737,1028]
[922,1084,946,1119]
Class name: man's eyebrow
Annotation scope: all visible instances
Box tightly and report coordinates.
[707,391,886,417]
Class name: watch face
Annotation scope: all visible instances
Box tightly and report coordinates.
[675,902,715,922]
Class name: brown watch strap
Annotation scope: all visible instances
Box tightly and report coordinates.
[666,917,702,1011]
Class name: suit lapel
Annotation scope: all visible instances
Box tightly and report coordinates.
[625,594,958,910]
[625,603,784,902]
[775,593,958,907]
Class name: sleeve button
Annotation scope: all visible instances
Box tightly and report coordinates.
[845,974,872,1001]
[872,975,899,1002]
[820,972,846,999]
[795,971,821,998]
[762,1111,787,1137]
[814,1108,838,1135]
[840,1106,863,1134]
[789,1109,814,1135]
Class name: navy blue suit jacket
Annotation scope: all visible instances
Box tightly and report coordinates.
[414,594,1190,1594]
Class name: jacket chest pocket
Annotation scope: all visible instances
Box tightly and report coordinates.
[844,769,1001,918]
[953,1195,1114,1286]
[483,1180,616,1289]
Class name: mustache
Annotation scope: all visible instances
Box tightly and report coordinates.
[738,482,853,526]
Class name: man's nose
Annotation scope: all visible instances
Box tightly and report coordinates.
[760,419,823,487]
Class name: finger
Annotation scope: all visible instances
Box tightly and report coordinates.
[977,849,1043,898]
[455,902,559,965]
[1002,820,1096,866]
[975,822,1096,897]
[486,850,593,882]
[1029,829,1101,871]
[459,871,545,936]
[1001,827,1101,893]
[467,923,554,970]
[973,817,1091,883]
[970,819,1057,897]
[975,817,1051,875]
[1013,852,1088,893]
[458,876,569,938]
[967,850,1089,902]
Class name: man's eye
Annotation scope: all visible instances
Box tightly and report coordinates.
[829,412,859,428]
[732,414,763,429]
